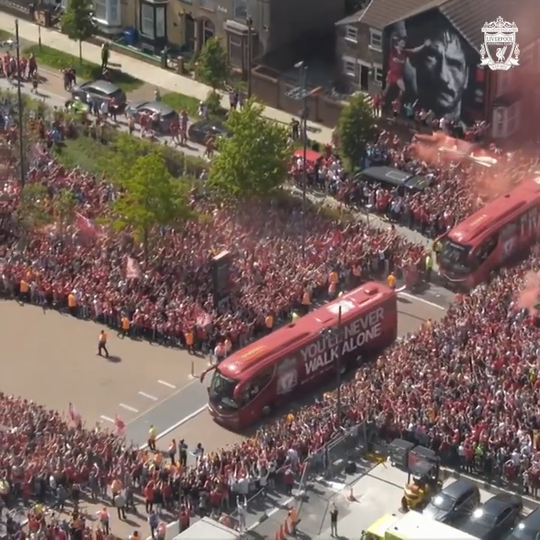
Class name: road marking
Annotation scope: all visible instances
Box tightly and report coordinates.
[119,403,139,413]
[157,380,176,389]
[140,405,207,450]
[100,415,114,423]
[138,391,158,401]
[398,292,446,310]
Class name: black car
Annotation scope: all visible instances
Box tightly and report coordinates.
[188,120,231,145]
[423,479,480,524]
[505,508,540,540]
[456,494,523,540]
[71,79,127,108]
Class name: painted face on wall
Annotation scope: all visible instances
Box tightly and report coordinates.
[417,29,468,118]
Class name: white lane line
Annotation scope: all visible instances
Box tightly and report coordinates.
[100,415,115,423]
[119,403,139,413]
[398,292,446,310]
[157,380,176,389]
[139,391,158,401]
[141,405,207,450]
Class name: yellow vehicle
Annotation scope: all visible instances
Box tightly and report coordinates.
[361,514,400,540]
[384,510,480,540]
[401,447,442,512]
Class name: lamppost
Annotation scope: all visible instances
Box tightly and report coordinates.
[14,19,25,187]
[294,60,308,258]
[246,15,253,98]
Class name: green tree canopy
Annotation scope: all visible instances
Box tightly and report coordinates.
[197,37,230,90]
[110,150,197,256]
[61,0,97,62]
[16,183,52,232]
[337,92,378,169]
[52,189,77,236]
[209,98,291,199]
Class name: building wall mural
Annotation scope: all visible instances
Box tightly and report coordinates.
[382,10,486,125]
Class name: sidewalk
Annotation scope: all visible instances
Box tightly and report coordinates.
[0,13,333,144]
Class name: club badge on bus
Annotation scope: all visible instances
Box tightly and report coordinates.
[480,16,520,71]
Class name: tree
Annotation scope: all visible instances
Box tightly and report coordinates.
[197,37,230,91]
[52,189,77,237]
[61,0,97,63]
[15,183,52,233]
[110,150,196,258]
[337,92,378,169]
[209,99,291,199]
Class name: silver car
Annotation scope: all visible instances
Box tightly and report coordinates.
[125,101,179,133]
[72,79,127,108]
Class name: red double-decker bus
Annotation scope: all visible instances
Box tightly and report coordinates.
[201,282,397,430]
[438,176,540,288]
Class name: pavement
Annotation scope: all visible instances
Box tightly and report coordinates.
[246,462,537,540]
[0,13,333,145]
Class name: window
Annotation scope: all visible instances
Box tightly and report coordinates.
[180,0,193,4]
[370,29,382,50]
[140,3,154,37]
[342,56,356,78]
[492,108,505,138]
[200,0,216,11]
[229,35,242,60]
[108,0,119,25]
[345,25,357,42]
[373,64,383,84]
[94,0,107,21]
[507,101,520,135]
[497,70,510,96]
[233,0,247,20]
[155,6,165,38]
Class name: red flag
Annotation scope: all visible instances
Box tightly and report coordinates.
[196,311,212,327]
[114,415,126,436]
[75,212,97,236]
[126,256,142,279]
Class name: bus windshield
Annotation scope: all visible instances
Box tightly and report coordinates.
[439,238,473,275]
[209,370,239,410]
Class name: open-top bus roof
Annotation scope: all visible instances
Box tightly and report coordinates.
[218,282,394,380]
[448,176,540,245]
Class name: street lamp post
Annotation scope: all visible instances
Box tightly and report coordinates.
[294,61,308,258]
[14,20,25,187]
[246,16,253,99]
[38,23,42,50]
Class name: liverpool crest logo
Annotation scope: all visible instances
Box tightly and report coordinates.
[480,16,520,71]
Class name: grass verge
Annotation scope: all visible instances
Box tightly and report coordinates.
[25,44,143,92]
[51,128,208,179]
[0,30,12,40]
[161,92,200,116]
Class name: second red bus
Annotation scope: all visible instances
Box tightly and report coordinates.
[438,176,540,288]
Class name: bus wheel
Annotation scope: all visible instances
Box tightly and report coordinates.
[262,405,271,417]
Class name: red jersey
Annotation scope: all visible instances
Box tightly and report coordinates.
[387,46,408,84]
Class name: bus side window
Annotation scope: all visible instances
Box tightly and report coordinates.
[246,366,274,401]
[476,234,498,264]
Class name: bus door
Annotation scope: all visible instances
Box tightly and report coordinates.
[234,365,275,420]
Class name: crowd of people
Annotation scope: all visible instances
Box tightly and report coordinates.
[0,141,427,352]
[292,130,540,239]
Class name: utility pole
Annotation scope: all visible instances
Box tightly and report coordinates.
[246,16,253,98]
[336,306,343,420]
[15,20,25,188]
[294,61,308,258]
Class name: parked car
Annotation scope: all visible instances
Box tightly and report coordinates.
[505,507,540,540]
[423,479,480,524]
[125,101,179,133]
[456,494,523,540]
[71,80,127,108]
[188,120,231,145]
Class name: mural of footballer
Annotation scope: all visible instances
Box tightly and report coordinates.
[384,34,432,98]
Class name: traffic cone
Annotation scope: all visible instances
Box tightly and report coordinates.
[348,488,357,502]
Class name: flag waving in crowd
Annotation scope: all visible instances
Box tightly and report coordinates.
[126,256,142,279]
